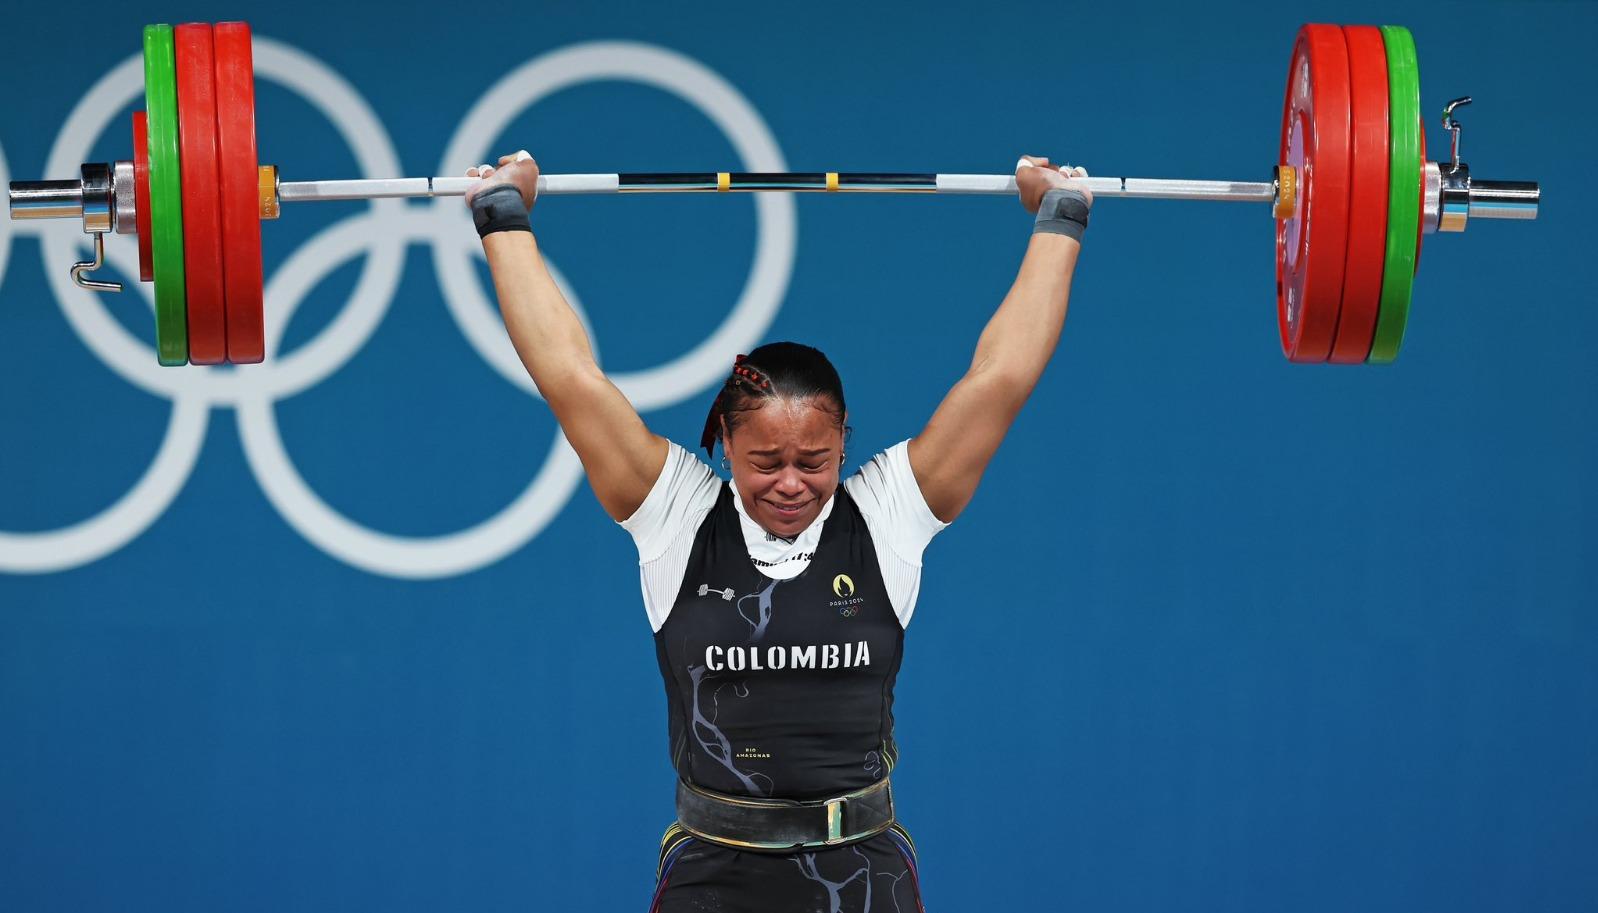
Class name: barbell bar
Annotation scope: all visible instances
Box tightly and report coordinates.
[5,21,1541,367]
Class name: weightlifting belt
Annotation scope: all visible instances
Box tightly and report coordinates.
[674,777,895,852]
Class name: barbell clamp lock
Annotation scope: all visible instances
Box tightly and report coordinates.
[71,162,121,292]
[1443,96,1471,171]
[70,230,121,293]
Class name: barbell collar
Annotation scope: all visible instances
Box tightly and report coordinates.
[1441,162,1472,231]
[77,163,113,234]
[113,160,138,234]
[1423,161,1442,234]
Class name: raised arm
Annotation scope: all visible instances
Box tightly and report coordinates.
[907,157,1092,523]
[468,153,668,522]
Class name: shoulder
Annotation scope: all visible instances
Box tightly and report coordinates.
[620,441,723,562]
[843,440,949,562]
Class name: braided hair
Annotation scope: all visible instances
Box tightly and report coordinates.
[699,342,848,460]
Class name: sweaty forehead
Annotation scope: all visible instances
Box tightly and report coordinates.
[733,398,842,450]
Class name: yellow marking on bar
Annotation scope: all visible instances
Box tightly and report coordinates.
[826,172,840,192]
[717,172,731,192]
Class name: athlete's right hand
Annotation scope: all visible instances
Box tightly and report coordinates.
[1015,155,1093,214]
[465,150,539,210]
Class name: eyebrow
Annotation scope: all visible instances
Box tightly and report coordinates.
[747,448,833,457]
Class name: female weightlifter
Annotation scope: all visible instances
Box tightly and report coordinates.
[464,151,1091,912]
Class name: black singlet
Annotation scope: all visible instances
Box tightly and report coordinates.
[650,484,924,912]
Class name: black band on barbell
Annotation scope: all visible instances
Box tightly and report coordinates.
[471,184,532,238]
[1034,187,1090,241]
[616,173,939,191]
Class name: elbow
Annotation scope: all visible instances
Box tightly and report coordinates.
[958,367,1035,418]
[966,358,1041,409]
[536,361,611,410]
[969,337,1051,384]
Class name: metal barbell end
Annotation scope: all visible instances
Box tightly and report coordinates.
[1432,166,1540,233]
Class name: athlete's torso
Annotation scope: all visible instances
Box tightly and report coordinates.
[653,485,903,801]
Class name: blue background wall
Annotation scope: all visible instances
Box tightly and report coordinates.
[2,1,1593,910]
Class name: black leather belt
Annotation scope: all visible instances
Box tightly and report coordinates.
[674,778,895,851]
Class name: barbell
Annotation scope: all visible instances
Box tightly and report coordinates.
[6,22,1541,367]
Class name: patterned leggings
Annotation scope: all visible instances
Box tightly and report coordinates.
[651,822,925,913]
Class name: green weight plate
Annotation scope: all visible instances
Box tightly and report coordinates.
[144,24,188,366]
[1369,25,1421,364]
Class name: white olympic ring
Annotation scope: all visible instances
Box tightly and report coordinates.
[0,38,795,577]
[430,43,795,409]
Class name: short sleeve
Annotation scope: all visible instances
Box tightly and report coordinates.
[620,441,721,631]
[844,440,950,626]
[845,440,949,566]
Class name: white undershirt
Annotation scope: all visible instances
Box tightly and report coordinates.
[621,440,949,632]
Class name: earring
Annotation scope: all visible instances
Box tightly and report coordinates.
[721,456,730,471]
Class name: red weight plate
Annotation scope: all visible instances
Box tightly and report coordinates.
[214,21,265,364]
[1276,24,1353,363]
[175,23,227,365]
[1328,24,1390,364]
[133,112,153,283]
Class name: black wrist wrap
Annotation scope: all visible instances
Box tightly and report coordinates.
[471,184,532,238]
[1033,187,1090,241]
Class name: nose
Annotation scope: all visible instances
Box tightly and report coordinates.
[773,467,807,497]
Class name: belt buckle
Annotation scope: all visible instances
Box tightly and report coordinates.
[823,796,845,846]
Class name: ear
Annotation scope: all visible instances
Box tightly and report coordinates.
[719,415,731,456]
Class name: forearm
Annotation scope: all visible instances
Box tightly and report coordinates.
[905,164,1088,522]
[966,232,1080,390]
[467,160,667,520]
[482,229,602,392]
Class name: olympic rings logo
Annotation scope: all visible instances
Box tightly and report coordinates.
[0,39,796,578]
